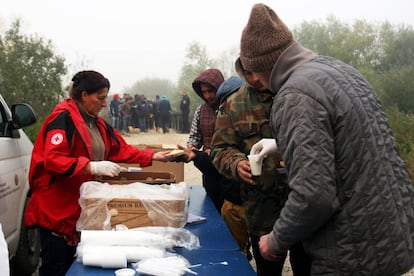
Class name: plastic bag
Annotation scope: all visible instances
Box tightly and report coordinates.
[77,181,190,231]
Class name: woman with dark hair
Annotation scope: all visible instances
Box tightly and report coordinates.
[25,70,171,276]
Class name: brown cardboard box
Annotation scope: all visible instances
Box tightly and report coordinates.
[96,171,176,184]
[134,144,184,182]
[80,197,187,229]
[106,198,186,228]
[78,182,189,230]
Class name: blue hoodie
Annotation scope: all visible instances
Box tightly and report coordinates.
[216,76,244,104]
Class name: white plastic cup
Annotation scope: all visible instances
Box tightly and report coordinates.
[115,268,136,276]
[247,154,263,176]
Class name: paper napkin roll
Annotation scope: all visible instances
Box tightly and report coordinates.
[78,244,165,263]
[80,230,166,247]
[82,246,127,268]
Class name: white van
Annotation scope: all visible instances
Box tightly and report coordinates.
[0,94,40,275]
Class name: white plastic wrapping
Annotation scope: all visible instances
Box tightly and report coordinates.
[77,244,165,264]
[81,246,127,268]
[79,228,200,250]
[133,254,197,276]
[76,228,200,269]
[77,181,189,230]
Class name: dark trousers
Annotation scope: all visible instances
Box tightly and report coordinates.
[160,114,170,133]
[202,173,225,212]
[39,228,76,276]
[251,234,286,276]
[181,112,189,133]
[192,151,225,212]
[289,242,312,276]
[250,234,312,276]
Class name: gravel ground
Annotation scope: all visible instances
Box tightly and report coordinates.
[123,128,414,276]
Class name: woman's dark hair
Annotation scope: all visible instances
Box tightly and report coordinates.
[70,70,110,100]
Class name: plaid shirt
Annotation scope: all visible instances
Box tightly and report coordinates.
[187,105,202,148]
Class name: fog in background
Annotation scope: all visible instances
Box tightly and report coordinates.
[1,0,413,92]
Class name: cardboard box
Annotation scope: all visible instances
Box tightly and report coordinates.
[78,182,189,229]
[80,197,187,229]
[134,144,184,182]
[107,198,186,228]
[96,171,176,184]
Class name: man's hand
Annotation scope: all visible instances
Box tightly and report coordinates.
[89,161,121,177]
[152,151,171,162]
[237,160,255,185]
[259,234,282,262]
[250,138,278,161]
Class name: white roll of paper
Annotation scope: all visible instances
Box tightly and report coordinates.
[80,230,167,247]
[124,246,165,262]
[78,244,165,263]
[82,246,127,268]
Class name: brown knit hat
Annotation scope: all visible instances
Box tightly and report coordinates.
[235,57,245,79]
[240,3,294,72]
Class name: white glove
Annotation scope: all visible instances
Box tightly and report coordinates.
[250,138,278,160]
[89,161,121,177]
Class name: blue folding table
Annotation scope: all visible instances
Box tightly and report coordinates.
[66,185,256,275]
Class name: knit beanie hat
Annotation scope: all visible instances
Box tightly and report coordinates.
[240,3,294,72]
[235,57,245,79]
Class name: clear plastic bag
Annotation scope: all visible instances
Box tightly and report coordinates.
[76,228,200,269]
[77,181,190,231]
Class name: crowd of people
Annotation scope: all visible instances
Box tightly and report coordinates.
[15,3,414,276]
[108,89,192,136]
[109,92,172,135]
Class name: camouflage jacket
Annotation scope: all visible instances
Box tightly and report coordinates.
[211,84,289,235]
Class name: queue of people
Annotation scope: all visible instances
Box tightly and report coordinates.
[109,93,164,135]
[107,83,208,136]
[108,91,191,135]
[22,3,414,276]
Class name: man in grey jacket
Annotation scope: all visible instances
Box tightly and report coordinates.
[240,3,414,275]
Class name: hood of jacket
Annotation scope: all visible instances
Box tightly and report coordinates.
[192,69,225,103]
[217,76,244,104]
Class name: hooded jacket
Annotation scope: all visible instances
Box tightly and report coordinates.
[188,69,224,150]
[216,76,244,104]
[25,98,154,236]
[269,42,414,275]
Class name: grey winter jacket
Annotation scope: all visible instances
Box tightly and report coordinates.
[268,42,414,275]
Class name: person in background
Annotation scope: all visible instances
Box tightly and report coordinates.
[186,68,225,211]
[211,61,310,276]
[147,98,154,130]
[109,93,121,130]
[159,95,171,134]
[138,95,150,132]
[0,223,9,276]
[24,70,171,276]
[130,94,140,129]
[120,95,132,136]
[153,94,161,133]
[240,4,414,275]
[179,90,190,133]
